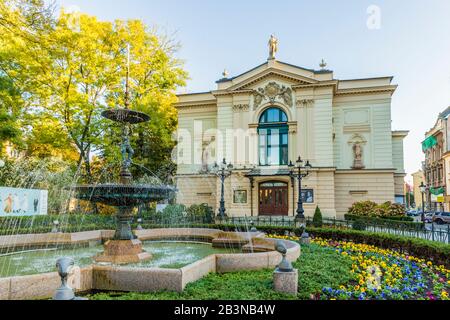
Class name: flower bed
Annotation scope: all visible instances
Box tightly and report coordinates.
[268,234,450,300]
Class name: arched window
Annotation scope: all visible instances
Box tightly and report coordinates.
[258,107,289,166]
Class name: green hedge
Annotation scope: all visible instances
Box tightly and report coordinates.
[344,214,422,230]
[306,227,450,268]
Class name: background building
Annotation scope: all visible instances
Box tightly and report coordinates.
[174,40,408,218]
[411,170,425,209]
[422,107,450,211]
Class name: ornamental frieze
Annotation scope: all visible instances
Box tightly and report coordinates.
[253,82,293,109]
[296,99,314,107]
[233,104,250,112]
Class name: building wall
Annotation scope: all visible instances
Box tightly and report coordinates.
[175,175,217,209]
[174,60,406,218]
[392,136,405,173]
[334,171,395,218]
[412,170,425,209]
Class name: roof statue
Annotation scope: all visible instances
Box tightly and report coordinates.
[268,35,278,60]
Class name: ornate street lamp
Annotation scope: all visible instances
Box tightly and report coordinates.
[419,182,427,225]
[213,158,233,220]
[289,156,312,227]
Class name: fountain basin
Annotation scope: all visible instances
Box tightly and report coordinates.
[0,228,301,300]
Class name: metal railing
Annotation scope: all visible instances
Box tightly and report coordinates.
[222,216,450,244]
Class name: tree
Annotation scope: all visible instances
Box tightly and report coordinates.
[312,206,323,228]
[0,76,22,148]
[0,6,187,183]
[0,0,55,155]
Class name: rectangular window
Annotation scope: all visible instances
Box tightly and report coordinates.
[258,127,288,166]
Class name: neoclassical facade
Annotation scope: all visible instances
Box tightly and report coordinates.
[174,49,408,219]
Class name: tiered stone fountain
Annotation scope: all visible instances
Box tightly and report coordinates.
[71,106,174,264]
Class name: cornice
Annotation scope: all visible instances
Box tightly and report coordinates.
[292,80,338,90]
[335,85,397,96]
[174,100,217,109]
[211,89,254,97]
[336,168,397,174]
[392,130,409,138]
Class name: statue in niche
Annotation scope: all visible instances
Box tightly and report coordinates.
[200,136,215,173]
[352,143,365,169]
[348,133,366,170]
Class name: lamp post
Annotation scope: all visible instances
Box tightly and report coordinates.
[289,156,312,226]
[419,182,427,225]
[213,158,233,221]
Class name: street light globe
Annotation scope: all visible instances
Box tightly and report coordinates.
[419,182,426,193]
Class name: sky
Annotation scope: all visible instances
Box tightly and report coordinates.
[52,0,450,182]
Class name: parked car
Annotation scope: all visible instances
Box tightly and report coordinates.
[432,212,450,224]
[407,210,419,217]
[424,213,434,223]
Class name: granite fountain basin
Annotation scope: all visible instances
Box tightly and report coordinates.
[0,228,301,300]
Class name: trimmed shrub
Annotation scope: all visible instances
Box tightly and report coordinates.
[312,206,323,228]
[348,200,407,218]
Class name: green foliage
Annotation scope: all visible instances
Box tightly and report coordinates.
[139,204,214,224]
[86,243,354,300]
[0,76,23,146]
[344,214,420,231]
[348,200,406,218]
[351,219,366,231]
[312,206,323,228]
[186,204,214,223]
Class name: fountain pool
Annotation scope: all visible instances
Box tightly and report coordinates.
[0,241,235,278]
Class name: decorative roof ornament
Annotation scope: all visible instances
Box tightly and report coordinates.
[253,82,293,108]
[222,69,229,78]
[319,58,327,70]
[268,34,278,60]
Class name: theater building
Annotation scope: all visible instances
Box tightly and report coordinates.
[174,39,408,218]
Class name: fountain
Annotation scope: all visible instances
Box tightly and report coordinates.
[70,47,175,264]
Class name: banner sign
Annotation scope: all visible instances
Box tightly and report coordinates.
[0,187,48,216]
[431,193,444,203]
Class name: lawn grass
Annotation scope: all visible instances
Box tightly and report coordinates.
[87,243,354,300]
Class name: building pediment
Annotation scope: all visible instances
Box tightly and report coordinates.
[225,68,318,92]
[216,60,332,92]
